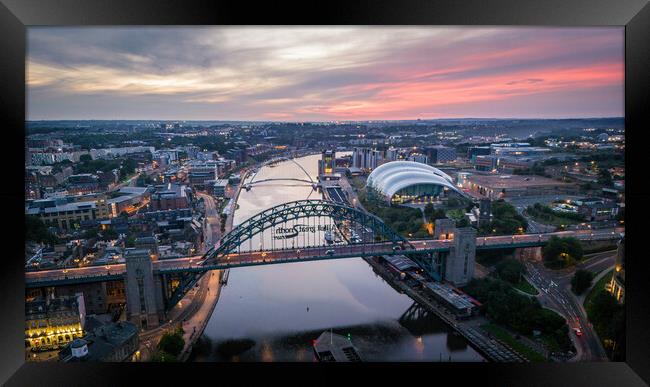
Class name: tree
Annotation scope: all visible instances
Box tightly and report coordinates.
[464,277,573,352]
[423,203,435,220]
[598,168,613,187]
[571,269,594,295]
[157,328,185,357]
[495,258,525,284]
[101,228,119,241]
[586,290,624,359]
[457,218,470,227]
[79,154,92,163]
[542,236,584,268]
[25,215,59,245]
[121,158,138,177]
[125,235,136,248]
[478,200,527,236]
[446,197,462,208]
[82,228,99,240]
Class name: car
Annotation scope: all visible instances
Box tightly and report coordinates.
[325,249,335,256]
[392,245,402,251]
[573,328,583,337]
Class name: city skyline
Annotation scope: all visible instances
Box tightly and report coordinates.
[27,27,623,121]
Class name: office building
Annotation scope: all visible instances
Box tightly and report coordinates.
[425,145,457,164]
[352,147,382,171]
[26,200,100,230]
[467,146,491,162]
[407,153,429,164]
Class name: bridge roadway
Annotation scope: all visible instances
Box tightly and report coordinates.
[25,228,622,288]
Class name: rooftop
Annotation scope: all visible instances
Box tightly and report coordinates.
[26,201,96,215]
[384,255,419,272]
[467,173,571,189]
[424,282,480,311]
[59,321,139,362]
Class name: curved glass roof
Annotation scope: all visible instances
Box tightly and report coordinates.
[367,161,461,198]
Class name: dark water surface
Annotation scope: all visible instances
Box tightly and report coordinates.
[192,154,483,362]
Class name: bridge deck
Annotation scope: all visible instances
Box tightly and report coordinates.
[25,229,621,288]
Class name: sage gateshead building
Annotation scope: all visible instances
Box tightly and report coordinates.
[366,161,464,204]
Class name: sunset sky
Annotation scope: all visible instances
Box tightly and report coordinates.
[27,27,624,121]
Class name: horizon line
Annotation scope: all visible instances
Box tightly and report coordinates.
[26,116,625,124]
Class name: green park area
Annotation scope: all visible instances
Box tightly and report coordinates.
[491,258,537,296]
[477,200,528,236]
[513,277,539,295]
[464,276,573,355]
[584,269,613,309]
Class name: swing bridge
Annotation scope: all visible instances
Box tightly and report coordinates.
[244,157,318,190]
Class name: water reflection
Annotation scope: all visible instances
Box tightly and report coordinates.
[195,154,483,362]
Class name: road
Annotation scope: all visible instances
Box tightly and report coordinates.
[523,249,616,361]
[136,189,230,361]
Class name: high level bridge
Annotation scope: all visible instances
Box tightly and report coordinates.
[25,199,622,329]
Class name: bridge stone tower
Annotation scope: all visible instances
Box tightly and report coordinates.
[124,249,165,329]
[434,218,456,239]
[445,227,476,286]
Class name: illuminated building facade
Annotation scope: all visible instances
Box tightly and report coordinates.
[25,294,85,352]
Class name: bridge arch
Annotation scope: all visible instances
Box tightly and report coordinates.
[248,156,315,185]
[204,199,409,264]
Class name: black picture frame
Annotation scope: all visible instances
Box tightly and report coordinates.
[1,0,648,386]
